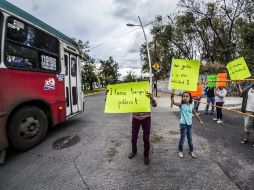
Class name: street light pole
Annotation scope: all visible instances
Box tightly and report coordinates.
[127,16,153,93]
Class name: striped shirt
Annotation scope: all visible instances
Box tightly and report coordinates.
[132,98,157,120]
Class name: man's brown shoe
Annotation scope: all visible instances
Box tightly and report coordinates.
[128,152,136,159]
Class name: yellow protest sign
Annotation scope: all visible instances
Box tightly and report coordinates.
[170,59,200,91]
[226,57,251,80]
[105,81,151,113]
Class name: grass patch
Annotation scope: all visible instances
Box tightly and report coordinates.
[83,88,105,94]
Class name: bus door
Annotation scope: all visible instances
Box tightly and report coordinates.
[64,52,79,116]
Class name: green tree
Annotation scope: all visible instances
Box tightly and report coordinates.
[72,38,90,61]
[179,0,247,63]
[81,58,98,90]
[98,56,120,87]
[72,39,98,90]
[123,71,137,82]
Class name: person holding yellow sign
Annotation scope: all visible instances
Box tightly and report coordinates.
[171,92,203,158]
[105,81,157,165]
[129,92,157,165]
[237,83,254,146]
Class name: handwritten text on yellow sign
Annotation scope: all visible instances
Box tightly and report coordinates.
[104,81,151,113]
[171,59,200,91]
[226,57,251,80]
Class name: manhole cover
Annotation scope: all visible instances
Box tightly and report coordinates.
[52,135,80,150]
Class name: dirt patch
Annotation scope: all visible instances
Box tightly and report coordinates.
[167,130,179,136]
[104,139,122,162]
[151,133,164,143]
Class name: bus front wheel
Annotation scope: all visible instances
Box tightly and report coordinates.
[8,106,48,151]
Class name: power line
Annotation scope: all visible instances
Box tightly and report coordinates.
[88,16,170,51]
[88,5,181,51]
[89,27,141,51]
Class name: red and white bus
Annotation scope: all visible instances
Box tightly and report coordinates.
[0,1,84,153]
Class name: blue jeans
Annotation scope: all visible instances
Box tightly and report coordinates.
[178,124,193,152]
[194,101,200,112]
[205,97,215,113]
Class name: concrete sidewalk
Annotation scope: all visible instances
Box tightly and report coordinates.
[154,91,242,111]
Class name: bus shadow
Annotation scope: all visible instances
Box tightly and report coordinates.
[1,118,85,165]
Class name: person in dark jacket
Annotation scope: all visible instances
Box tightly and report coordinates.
[205,86,215,115]
[237,83,254,145]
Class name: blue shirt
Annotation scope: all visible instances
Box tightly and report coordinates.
[179,104,193,125]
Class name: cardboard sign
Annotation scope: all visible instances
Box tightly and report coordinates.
[216,73,227,87]
[189,84,202,97]
[226,57,251,80]
[105,81,150,113]
[207,75,217,87]
[170,59,200,91]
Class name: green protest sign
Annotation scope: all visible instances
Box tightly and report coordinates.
[105,81,150,113]
[207,75,217,87]
[170,59,200,91]
[226,57,251,80]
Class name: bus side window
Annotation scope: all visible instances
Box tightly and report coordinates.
[5,41,37,69]
[71,57,76,77]
[64,55,68,75]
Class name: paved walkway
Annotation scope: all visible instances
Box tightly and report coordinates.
[155,91,242,111]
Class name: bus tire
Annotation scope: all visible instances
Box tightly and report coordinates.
[7,106,48,151]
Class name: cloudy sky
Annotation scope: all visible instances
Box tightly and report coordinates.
[8,0,178,78]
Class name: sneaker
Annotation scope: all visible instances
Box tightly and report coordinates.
[210,112,214,115]
[213,118,218,121]
[217,120,223,124]
[189,152,197,158]
[205,112,208,115]
[178,151,184,158]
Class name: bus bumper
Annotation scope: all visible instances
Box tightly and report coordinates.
[0,114,8,151]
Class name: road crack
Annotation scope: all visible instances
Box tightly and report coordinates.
[73,152,90,190]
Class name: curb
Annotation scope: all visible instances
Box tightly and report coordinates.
[84,91,105,97]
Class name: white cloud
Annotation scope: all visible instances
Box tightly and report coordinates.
[7,0,178,71]
[118,68,142,80]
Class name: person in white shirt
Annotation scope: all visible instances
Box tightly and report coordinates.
[213,87,227,124]
[237,83,254,146]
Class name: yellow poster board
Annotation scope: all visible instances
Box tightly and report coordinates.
[105,81,151,113]
[226,57,251,80]
[170,59,200,91]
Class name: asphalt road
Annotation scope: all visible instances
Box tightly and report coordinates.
[0,93,253,190]
[192,110,254,190]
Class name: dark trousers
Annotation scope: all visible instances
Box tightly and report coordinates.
[179,124,193,152]
[205,97,215,113]
[194,101,200,112]
[216,102,224,120]
[131,117,151,157]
